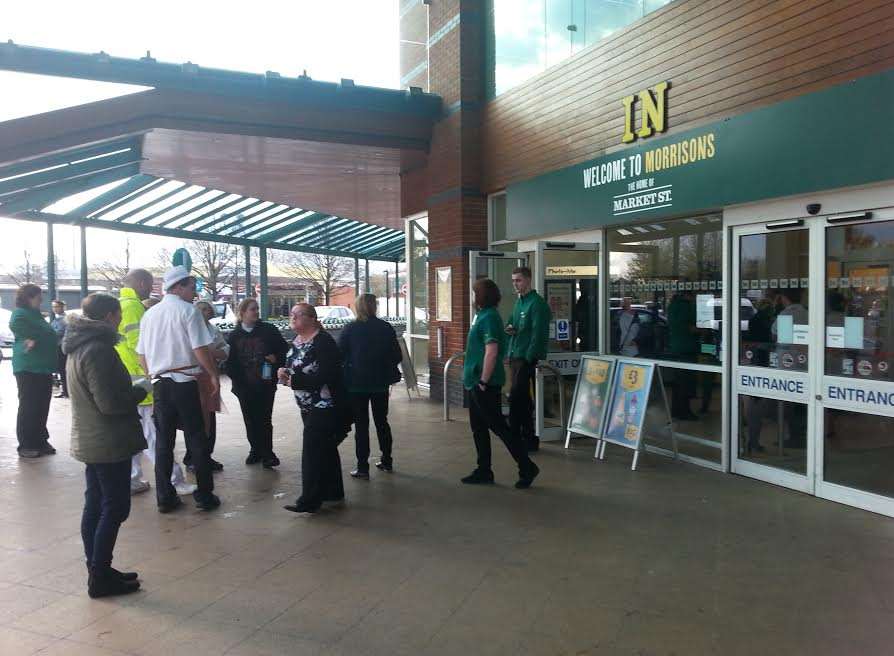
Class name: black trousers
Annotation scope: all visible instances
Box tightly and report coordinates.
[185,412,216,464]
[351,391,393,470]
[15,372,52,451]
[509,358,537,445]
[298,408,344,509]
[469,385,534,476]
[237,385,277,458]
[81,460,131,572]
[56,347,68,395]
[152,378,214,505]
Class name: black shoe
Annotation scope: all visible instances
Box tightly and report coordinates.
[18,449,41,459]
[194,493,221,511]
[157,497,184,514]
[461,469,495,485]
[245,452,261,465]
[515,462,540,489]
[262,454,280,469]
[350,469,370,479]
[88,570,141,598]
[209,458,224,472]
[85,563,138,581]
[284,500,319,514]
[375,460,393,472]
[39,442,56,455]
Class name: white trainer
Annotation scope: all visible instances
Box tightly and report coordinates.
[130,480,151,495]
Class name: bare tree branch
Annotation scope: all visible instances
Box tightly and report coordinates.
[276,251,353,305]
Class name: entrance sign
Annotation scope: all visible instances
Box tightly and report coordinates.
[736,369,809,403]
[565,356,616,448]
[823,377,894,418]
[508,68,894,239]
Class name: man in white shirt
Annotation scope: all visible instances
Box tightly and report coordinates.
[137,266,221,513]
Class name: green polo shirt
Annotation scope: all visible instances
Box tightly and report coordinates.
[463,306,506,390]
[508,289,551,362]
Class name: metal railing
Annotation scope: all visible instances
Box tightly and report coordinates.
[536,361,566,432]
[443,351,464,421]
[442,355,568,430]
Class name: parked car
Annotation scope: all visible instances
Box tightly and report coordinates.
[314,305,355,321]
[208,302,237,327]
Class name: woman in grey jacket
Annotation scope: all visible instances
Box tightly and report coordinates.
[63,293,149,598]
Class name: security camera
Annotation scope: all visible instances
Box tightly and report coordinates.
[806,203,821,215]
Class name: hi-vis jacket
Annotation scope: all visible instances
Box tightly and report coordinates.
[115,286,152,406]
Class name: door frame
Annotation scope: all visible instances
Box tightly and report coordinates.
[533,241,601,441]
[814,206,894,517]
[729,220,821,494]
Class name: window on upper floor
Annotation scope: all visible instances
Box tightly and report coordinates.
[485,0,674,98]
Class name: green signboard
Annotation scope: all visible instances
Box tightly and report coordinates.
[507,68,894,239]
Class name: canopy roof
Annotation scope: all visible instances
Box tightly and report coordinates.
[0,135,406,261]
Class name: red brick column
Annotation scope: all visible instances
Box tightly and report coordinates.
[407,1,487,404]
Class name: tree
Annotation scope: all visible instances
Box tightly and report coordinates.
[6,250,47,285]
[276,250,353,305]
[158,240,238,301]
[91,236,132,289]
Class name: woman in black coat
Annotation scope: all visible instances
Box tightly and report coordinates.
[279,303,346,514]
[338,294,402,478]
[225,298,290,468]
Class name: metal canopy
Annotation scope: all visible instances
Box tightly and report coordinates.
[0,138,405,261]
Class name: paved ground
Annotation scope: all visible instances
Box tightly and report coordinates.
[0,366,893,655]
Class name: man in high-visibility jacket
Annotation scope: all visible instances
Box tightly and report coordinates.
[118,269,193,496]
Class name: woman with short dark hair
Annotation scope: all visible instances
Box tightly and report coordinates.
[339,293,402,478]
[10,284,58,458]
[64,293,148,597]
[226,298,289,468]
[461,279,539,488]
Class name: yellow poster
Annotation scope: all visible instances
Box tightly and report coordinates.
[621,364,647,392]
[585,360,609,384]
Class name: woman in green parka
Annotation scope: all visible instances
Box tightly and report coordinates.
[10,284,58,458]
[63,293,148,598]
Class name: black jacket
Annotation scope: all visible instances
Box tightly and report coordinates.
[338,317,402,391]
[225,321,290,394]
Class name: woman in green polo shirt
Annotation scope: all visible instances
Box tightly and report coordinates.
[461,278,539,489]
[10,284,59,458]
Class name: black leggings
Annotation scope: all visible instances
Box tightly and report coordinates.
[298,409,344,509]
[351,391,393,469]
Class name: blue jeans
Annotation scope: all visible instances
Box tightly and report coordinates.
[81,460,131,572]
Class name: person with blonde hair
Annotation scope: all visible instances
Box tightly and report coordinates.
[338,293,402,477]
[225,298,289,468]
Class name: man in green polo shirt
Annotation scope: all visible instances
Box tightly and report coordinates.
[506,266,551,452]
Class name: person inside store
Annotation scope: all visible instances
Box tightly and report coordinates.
[136,266,221,513]
[226,298,290,469]
[667,287,699,421]
[64,293,148,598]
[506,266,551,452]
[279,303,346,514]
[10,284,59,459]
[339,293,402,478]
[186,301,230,474]
[118,268,194,497]
[616,297,640,357]
[771,288,808,448]
[49,299,69,398]
[743,297,776,454]
[463,278,540,488]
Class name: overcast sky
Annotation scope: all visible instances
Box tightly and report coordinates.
[0,0,400,277]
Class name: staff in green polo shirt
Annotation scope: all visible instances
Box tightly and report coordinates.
[10,284,59,459]
[461,278,539,489]
[505,266,551,452]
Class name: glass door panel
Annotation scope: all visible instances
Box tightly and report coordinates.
[819,214,894,515]
[732,224,813,491]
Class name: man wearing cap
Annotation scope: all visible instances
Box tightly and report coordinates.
[137,266,220,512]
[117,268,195,496]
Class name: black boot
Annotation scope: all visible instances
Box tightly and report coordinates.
[85,562,138,581]
[461,468,495,485]
[88,567,141,599]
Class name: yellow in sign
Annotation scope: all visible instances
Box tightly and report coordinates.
[585,360,609,384]
[621,365,647,392]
